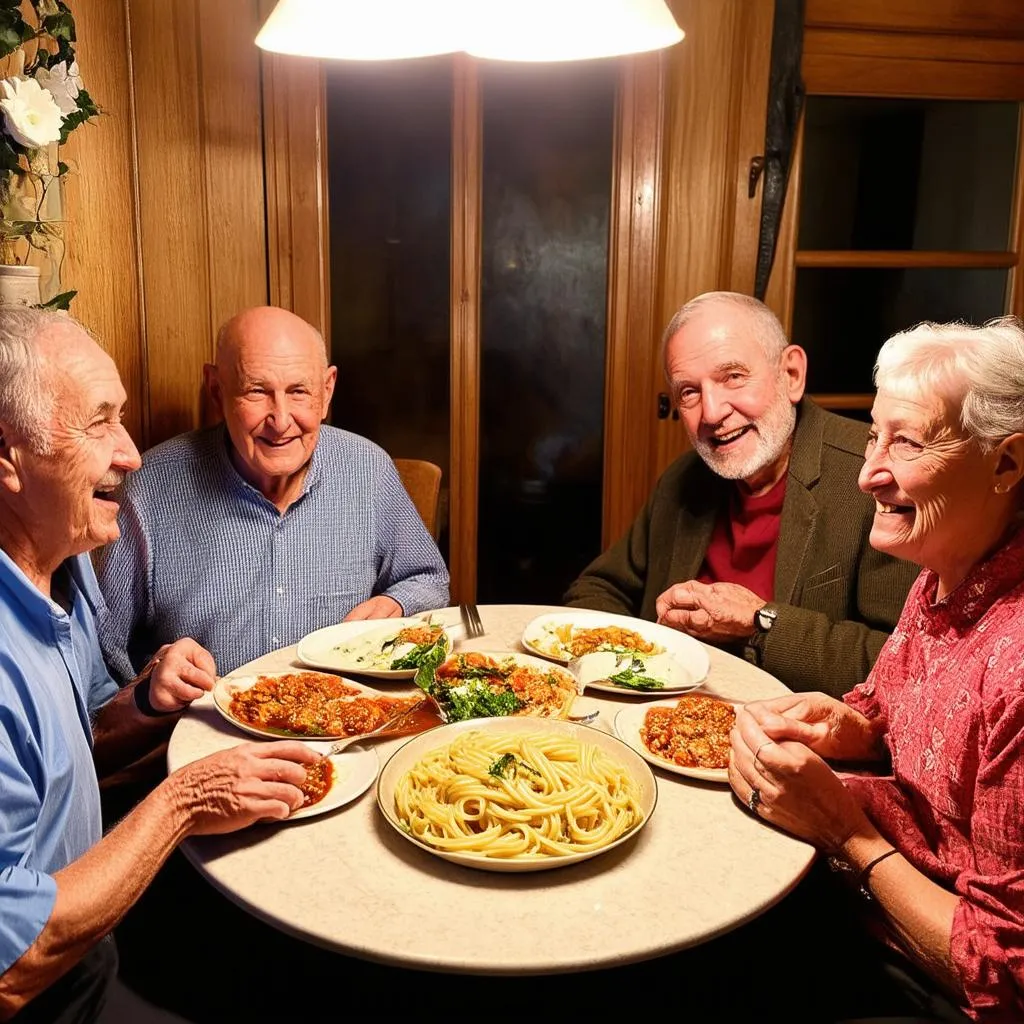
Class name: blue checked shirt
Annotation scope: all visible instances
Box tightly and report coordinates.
[95,425,450,679]
[0,549,118,972]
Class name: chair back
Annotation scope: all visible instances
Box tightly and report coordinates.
[393,458,442,539]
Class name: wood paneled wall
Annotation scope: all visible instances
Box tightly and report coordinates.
[650,0,775,478]
[63,0,269,450]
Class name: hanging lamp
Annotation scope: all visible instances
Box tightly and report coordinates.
[255,0,465,61]
[255,0,683,62]
[467,1,683,62]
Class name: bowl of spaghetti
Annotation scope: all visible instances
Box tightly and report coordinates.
[377,717,657,872]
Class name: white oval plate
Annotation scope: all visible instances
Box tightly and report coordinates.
[377,717,657,872]
[522,610,709,693]
[614,698,741,783]
[213,670,383,740]
[297,617,455,680]
[290,745,380,821]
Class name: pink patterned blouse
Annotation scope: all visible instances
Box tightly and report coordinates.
[843,526,1024,1022]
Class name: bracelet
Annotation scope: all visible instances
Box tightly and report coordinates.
[857,847,899,898]
[132,676,179,718]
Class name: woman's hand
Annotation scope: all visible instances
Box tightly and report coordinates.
[728,727,873,851]
[739,692,883,762]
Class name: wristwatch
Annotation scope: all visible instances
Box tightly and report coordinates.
[742,604,777,666]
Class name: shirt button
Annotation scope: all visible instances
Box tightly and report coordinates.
[276,587,284,595]
[271,637,279,645]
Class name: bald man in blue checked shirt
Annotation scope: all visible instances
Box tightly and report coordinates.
[96,306,449,682]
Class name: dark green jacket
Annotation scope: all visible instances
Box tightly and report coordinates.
[564,399,919,696]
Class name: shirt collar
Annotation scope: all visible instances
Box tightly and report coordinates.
[0,546,82,629]
[216,424,323,512]
[915,522,1024,631]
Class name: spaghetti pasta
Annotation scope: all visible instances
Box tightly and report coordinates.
[394,730,644,859]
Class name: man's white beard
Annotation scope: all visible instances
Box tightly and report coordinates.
[690,383,797,483]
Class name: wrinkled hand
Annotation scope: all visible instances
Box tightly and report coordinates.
[728,722,871,851]
[740,693,883,762]
[142,639,218,714]
[344,595,403,621]
[172,741,320,835]
[655,580,764,643]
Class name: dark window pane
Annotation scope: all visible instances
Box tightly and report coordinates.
[799,98,1020,252]
[325,58,452,552]
[794,267,1010,394]
[477,60,615,603]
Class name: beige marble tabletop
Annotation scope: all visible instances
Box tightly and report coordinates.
[166,604,814,975]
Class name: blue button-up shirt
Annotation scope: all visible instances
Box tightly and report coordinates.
[0,549,118,973]
[96,424,450,679]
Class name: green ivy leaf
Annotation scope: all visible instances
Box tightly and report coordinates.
[41,11,75,44]
[76,88,100,117]
[58,108,88,144]
[0,10,32,58]
[0,139,22,173]
[36,289,76,311]
[56,160,68,176]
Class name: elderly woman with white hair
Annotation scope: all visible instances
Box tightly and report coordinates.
[729,316,1024,1022]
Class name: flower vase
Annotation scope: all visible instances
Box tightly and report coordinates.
[0,263,40,305]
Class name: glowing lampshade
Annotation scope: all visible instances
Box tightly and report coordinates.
[255,0,684,63]
[255,0,465,61]
[467,0,684,62]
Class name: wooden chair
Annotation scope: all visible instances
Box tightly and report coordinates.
[393,458,443,539]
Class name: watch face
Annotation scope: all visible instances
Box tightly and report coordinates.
[756,607,776,631]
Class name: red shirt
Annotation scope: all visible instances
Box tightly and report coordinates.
[844,526,1024,1022]
[698,475,786,602]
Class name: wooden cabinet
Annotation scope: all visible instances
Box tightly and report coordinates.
[766,0,1024,414]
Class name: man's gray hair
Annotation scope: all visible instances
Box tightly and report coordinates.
[661,291,790,365]
[0,306,74,454]
[875,316,1024,451]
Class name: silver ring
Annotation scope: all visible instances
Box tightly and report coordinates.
[754,741,773,771]
[748,787,761,814]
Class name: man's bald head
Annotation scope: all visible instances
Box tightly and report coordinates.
[205,306,337,507]
[215,306,328,371]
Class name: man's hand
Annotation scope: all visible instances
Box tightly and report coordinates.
[140,638,217,714]
[655,580,764,643]
[170,741,320,835]
[344,595,403,621]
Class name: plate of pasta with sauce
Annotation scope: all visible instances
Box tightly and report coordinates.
[377,717,657,872]
[212,669,435,741]
[521,610,710,693]
[614,695,742,782]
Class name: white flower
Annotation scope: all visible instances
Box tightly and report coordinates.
[34,60,82,116]
[0,77,63,149]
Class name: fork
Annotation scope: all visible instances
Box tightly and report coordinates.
[460,603,485,639]
[326,701,427,755]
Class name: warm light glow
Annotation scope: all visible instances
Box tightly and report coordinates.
[467,0,683,62]
[255,0,684,63]
[254,0,465,61]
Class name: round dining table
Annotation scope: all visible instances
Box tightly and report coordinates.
[166,604,815,976]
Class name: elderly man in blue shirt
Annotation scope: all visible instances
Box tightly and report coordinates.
[0,308,319,1021]
[95,305,449,681]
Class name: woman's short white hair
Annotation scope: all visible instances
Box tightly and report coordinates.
[0,306,74,454]
[874,316,1024,450]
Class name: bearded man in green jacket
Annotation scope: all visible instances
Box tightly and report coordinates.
[564,291,917,696]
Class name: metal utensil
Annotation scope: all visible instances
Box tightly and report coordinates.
[326,700,430,755]
[460,603,485,639]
